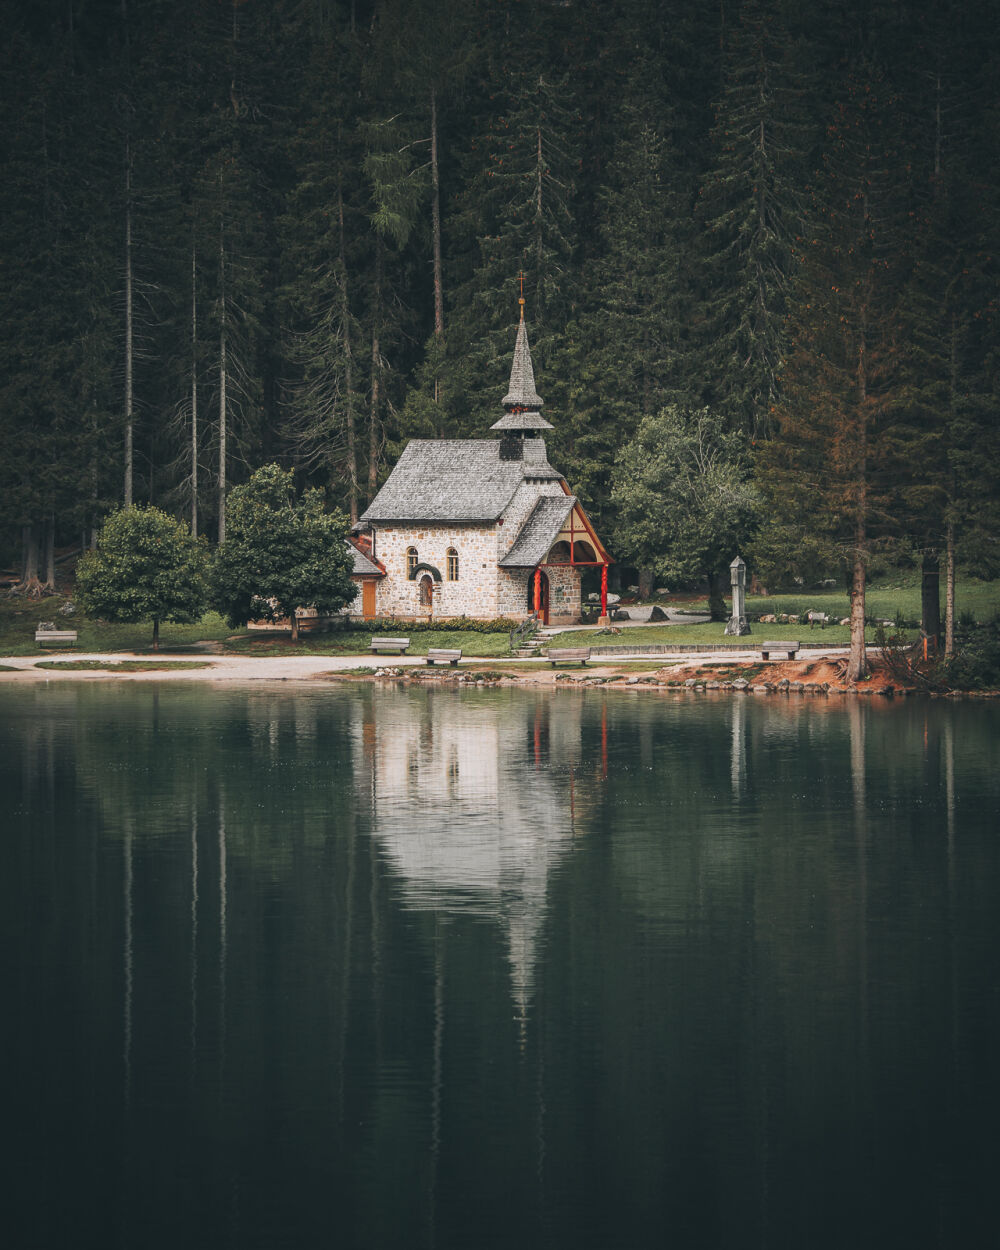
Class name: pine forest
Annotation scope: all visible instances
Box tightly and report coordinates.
[3,0,999,618]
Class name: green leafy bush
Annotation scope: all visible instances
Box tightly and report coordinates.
[356,616,520,635]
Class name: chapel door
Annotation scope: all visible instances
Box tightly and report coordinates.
[362,580,376,619]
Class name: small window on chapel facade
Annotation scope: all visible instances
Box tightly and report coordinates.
[447,548,459,581]
[407,547,418,579]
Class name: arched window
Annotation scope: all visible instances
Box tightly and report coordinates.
[446,547,459,581]
[406,547,418,579]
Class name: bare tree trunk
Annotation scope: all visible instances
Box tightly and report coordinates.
[368,237,383,502]
[191,234,199,539]
[921,552,941,649]
[708,570,727,621]
[431,87,444,339]
[43,514,56,592]
[218,198,227,545]
[290,611,299,643]
[847,535,868,682]
[124,136,134,508]
[535,126,544,271]
[944,524,956,657]
[339,185,358,523]
[20,523,43,597]
[848,318,870,683]
[152,617,160,651]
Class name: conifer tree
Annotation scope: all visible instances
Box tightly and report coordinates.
[561,51,690,534]
[447,9,582,431]
[280,18,367,519]
[754,62,908,681]
[695,0,816,439]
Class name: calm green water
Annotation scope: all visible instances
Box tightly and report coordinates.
[3,681,999,1249]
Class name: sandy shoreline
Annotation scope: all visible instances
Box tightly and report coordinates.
[1,645,932,695]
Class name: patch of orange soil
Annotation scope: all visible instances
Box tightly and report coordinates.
[665,654,904,692]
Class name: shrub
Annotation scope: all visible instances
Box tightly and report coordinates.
[941,619,1000,691]
[356,615,520,635]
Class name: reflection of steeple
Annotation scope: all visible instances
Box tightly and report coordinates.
[359,691,586,1023]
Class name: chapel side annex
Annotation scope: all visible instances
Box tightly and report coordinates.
[351,306,611,626]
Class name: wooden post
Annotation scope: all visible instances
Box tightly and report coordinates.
[534,567,541,615]
[600,564,608,617]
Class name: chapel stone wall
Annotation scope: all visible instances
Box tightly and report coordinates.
[374,523,499,618]
[497,567,532,617]
[545,564,582,625]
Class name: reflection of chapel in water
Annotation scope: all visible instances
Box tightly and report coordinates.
[354,689,598,1022]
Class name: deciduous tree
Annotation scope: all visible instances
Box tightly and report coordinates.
[211,463,355,642]
[76,506,209,649]
[612,405,759,619]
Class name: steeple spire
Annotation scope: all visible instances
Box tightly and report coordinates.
[501,318,544,412]
[491,283,552,432]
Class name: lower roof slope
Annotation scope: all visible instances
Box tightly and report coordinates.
[498,495,576,568]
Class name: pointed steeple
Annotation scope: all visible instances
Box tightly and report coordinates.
[491,287,552,432]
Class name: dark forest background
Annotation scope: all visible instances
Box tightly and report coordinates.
[2,0,998,596]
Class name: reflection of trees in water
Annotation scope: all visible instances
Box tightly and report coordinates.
[5,685,1000,1247]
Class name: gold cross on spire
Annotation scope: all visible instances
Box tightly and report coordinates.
[518,270,525,321]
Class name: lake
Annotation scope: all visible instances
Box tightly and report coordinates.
[3,681,999,1249]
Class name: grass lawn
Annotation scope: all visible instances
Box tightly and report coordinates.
[555,620,858,648]
[33,660,214,671]
[0,595,233,656]
[665,573,1000,627]
[222,627,515,658]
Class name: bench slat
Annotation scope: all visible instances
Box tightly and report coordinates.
[761,640,799,659]
[426,648,462,666]
[370,637,409,654]
[547,647,591,667]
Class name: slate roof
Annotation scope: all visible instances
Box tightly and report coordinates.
[499,495,576,568]
[490,409,553,431]
[501,319,544,411]
[348,541,382,576]
[360,439,564,523]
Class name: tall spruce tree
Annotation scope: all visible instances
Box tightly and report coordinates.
[695,0,816,439]
[280,17,367,519]
[561,52,689,538]
[754,60,909,681]
[447,6,582,432]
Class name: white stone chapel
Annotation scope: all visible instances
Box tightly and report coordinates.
[350,302,611,625]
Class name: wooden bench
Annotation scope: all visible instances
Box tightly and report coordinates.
[35,629,78,647]
[425,648,462,666]
[547,647,591,667]
[370,637,410,655]
[761,640,799,661]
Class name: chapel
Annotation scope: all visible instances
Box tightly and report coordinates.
[350,299,611,625]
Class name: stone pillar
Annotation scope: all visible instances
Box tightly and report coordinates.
[724,555,751,636]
